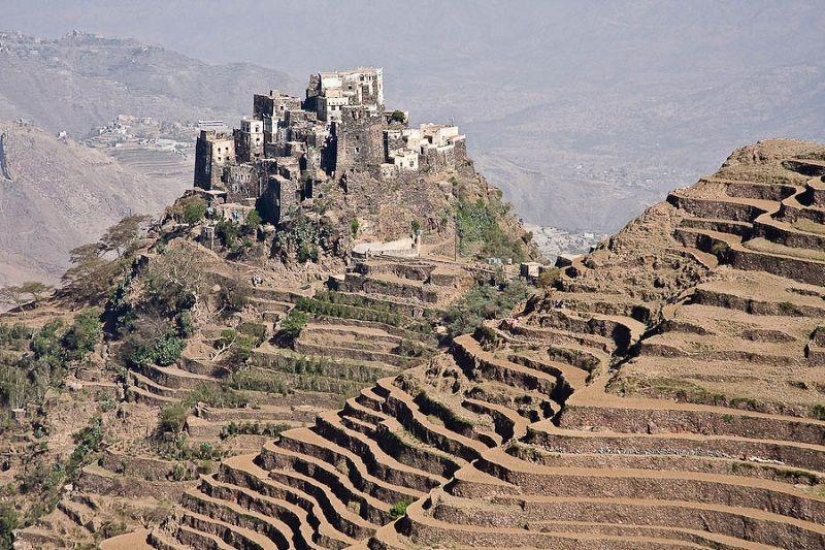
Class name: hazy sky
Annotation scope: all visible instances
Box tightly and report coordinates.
[3,0,824,231]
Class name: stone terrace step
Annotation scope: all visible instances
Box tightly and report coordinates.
[127,385,179,407]
[178,507,278,550]
[472,449,825,525]
[555,403,825,446]
[266,428,425,504]
[139,363,219,390]
[395,496,708,549]
[180,490,288,550]
[130,370,186,399]
[523,426,825,476]
[451,335,564,400]
[258,440,391,525]
[220,454,377,541]
[199,472,351,549]
[313,410,447,490]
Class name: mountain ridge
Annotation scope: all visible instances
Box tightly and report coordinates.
[0,31,296,137]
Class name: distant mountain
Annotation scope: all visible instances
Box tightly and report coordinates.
[0,120,185,285]
[0,31,296,137]
[0,31,298,286]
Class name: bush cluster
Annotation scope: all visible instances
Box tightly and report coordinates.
[444,279,528,336]
[456,198,527,261]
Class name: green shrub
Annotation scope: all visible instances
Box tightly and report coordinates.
[0,323,32,350]
[813,404,825,421]
[63,308,103,359]
[237,322,268,346]
[444,279,528,336]
[245,209,263,227]
[456,199,526,261]
[394,339,426,358]
[153,333,185,366]
[158,403,188,434]
[280,310,309,342]
[216,220,240,248]
[184,383,249,409]
[227,368,286,395]
[710,241,729,256]
[473,325,501,351]
[0,503,19,549]
[220,421,290,440]
[390,110,406,123]
[537,268,562,288]
[389,499,413,520]
[182,198,207,224]
[350,218,360,238]
[31,320,65,360]
[177,310,196,338]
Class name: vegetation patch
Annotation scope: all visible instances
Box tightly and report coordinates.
[456,198,528,261]
[443,278,528,336]
[389,499,414,520]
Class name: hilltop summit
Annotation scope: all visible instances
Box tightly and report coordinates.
[180,66,535,269]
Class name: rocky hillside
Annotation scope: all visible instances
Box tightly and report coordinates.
[4,134,825,549]
[0,120,189,286]
[0,31,295,138]
[130,139,825,549]
[0,93,537,548]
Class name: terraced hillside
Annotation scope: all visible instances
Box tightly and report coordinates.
[147,140,825,549]
[8,235,474,548]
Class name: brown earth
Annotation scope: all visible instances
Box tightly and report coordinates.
[6,139,825,549]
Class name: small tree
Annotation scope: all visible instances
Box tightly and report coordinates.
[101,215,151,257]
[390,110,406,123]
[279,310,308,344]
[158,403,188,435]
[217,274,250,314]
[19,281,53,307]
[350,218,360,239]
[0,285,27,310]
[245,209,263,227]
[182,197,207,225]
[62,308,103,360]
[62,242,128,303]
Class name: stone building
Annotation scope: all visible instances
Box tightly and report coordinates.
[193,66,466,224]
[305,67,385,120]
[193,123,235,190]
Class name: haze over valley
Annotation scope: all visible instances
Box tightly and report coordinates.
[5,0,824,236]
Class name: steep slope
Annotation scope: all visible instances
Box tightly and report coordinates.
[144,139,825,549]
[0,120,188,285]
[367,139,825,549]
[0,31,296,137]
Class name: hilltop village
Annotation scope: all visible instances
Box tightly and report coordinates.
[194,67,466,226]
